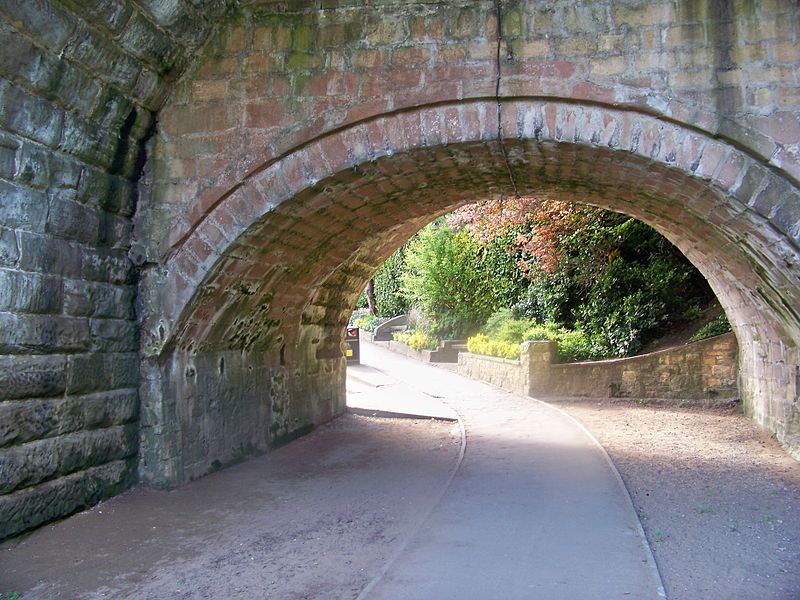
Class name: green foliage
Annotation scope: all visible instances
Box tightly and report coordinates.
[373,245,410,317]
[467,333,521,360]
[355,289,369,309]
[353,313,384,331]
[393,329,438,351]
[690,315,732,342]
[483,309,530,343]
[575,256,696,357]
[378,204,715,361]
[401,220,526,339]
[472,309,595,362]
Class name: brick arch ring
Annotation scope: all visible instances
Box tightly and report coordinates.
[139,98,800,466]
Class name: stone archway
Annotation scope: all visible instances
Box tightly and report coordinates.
[2,0,799,540]
[138,99,800,487]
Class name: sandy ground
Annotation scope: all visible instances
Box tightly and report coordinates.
[552,399,800,600]
[0,415,462,599]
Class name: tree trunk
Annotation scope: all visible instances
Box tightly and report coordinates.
[366,279,377,315]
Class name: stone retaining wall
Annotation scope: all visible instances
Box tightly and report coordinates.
[457,333,739,403]
[457,352,528,396]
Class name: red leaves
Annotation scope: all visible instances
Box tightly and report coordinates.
[448,197,589,276]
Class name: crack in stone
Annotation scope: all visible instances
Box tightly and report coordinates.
[494,0,521,200]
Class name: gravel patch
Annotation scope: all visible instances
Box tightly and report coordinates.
[552,399,800,600]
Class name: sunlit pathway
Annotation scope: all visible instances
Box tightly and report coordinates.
[2,339,662,599]
[352,341,664,599]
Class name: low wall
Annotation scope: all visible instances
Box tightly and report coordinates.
[457,353,528,396]
[457,333,739,403]
[543,334,738,400]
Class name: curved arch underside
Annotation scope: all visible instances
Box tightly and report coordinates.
[139,100,800,486]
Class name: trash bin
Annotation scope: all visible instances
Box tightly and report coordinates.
[345,327,360,364]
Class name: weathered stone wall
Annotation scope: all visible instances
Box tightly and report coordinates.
[136,0,800,487]
[538,334,739,401]
[0,0,230,539]
[457,334,739,403]
[457,352,528,397]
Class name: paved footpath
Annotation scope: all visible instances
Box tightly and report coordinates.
[1,339,664,599]
[351,341,665,600]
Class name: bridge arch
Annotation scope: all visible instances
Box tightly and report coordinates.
[138,99,800,486]
[2,0,800,541]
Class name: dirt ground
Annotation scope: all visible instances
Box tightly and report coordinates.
[0,415,462,599]
[552,399,800,600]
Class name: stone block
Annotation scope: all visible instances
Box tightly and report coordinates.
[67,23,141,92]
[82,0,134,33]
[66,353,111,396]
[0,181,47,232]
[0,269,63,314]
[0,354,67,400]
[118,11,182,73]
[17,232,82,278]
[64,279,135,319]
[90,318,138,353]
[60,112,118,171]
[0,0,75,51]
[0,313,91,354]
[0,133,17,179]
[0,80,63,146]
[0,228,19,267]
[0,24,59,94]
[0,420,136,495]
[46,197,102,245]
[0,458,136,540]
[81,247,134,284]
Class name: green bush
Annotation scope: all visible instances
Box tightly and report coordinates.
[575,256,695,357]
[467,333,521,360]
[393,329,438,351]
[689,315,732,342]
[374,245,410,317]
[353,314,385,332]
[482,308,531,343]
[401,220,526,339]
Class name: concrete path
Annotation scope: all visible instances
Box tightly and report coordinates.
[353,341,665,600]
[1,340,663,599]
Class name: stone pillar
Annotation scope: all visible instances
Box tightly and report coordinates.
[523,340,557,397]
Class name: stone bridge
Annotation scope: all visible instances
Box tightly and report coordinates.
[1,0,799,539]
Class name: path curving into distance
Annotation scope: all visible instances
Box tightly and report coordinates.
[350,340,665,600]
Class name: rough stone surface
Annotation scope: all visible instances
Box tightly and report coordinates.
[0,0,230,539]
[456,334,739,402]
[0,0,798,540]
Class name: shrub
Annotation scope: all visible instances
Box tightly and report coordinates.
[393,329,438,351]
[353,314,385,332]
[373,246,410,317]
[482,308,532,344]
[473,310,596,362]
[467,333,521,360]
[690,315,732,342]
[401,220,526,339]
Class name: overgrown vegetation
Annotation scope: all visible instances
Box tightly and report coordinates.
[690,315,732,342]
[359,198,721,362]
[392,329,438,351]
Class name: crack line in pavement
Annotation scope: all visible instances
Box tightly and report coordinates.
[355,398,467,600]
